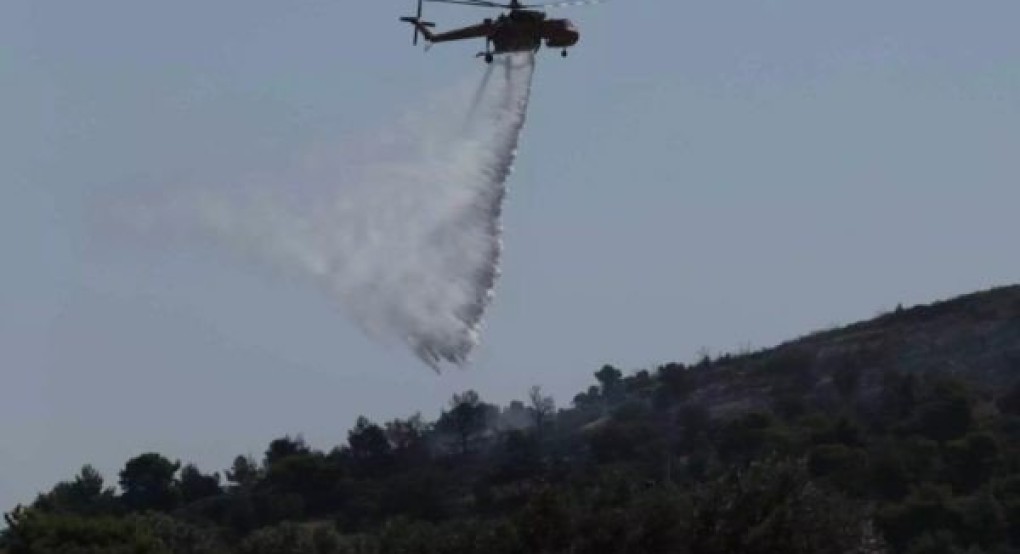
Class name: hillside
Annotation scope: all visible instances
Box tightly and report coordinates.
[4,284,1020,554]
[679,284,1020,418]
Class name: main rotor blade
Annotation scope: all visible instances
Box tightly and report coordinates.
[424,0,509,8]
[520,0,607,7]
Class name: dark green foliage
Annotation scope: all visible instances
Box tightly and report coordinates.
[378,468,453,522]
[945,433,1000,493]
[237,522,342,554]
[259,451,342,519]
[32,465,118,516]
[587,418,658,464]
[903,531,959,554]
[910,378,975,442]
[870,448,913,501]
[4,363,1012,554]
[594,364,625,405]
[833,360,864,402]
[995,475,1020,545]
[877,484,961,552]
[689,458,869,554]
[6,289,1020,554]
[347,416,393,477]
[657,363,693,400]
[179,464,223,504]
[376,517,522,554]
[760,347,815,394]
[385,414,430,469]
[436,390,495,456]
[771,392,808,420]
[808,444,867,485]
[627,487,691,553]
[571,385,602,412]
[996,381,1020,416]
[226,455,261,491]
[2,509,166,554]
[675,402,711,455]
[491,430,541,483]
[715,411,790,464]
[264,436,311,469]
[808,415,865,447]
[131,512,226,554]
[955,490,1007,551]
[515,488,573,553]
[119,453,182,512]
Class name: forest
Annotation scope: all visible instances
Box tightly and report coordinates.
[4,285,1020,554]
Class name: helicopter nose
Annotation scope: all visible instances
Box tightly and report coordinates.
[546,28,579,48]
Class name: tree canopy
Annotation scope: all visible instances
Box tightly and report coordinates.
[7,285,1020,553]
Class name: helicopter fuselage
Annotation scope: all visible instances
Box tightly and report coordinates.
[487,10,579,53]
[400,1,583,61]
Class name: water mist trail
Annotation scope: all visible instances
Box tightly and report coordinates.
[200,53,536,369]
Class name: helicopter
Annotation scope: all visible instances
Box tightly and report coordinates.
[400,0,600,63]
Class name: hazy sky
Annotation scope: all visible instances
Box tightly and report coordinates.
[3,0,1019,510]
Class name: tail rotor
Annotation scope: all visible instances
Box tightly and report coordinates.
[413,0,423,44]
[401,0,436,46]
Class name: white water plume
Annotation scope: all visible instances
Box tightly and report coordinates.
[199,53,536,368]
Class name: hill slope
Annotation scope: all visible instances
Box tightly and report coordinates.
[4,284,1020,554]
[680,284,1020,418]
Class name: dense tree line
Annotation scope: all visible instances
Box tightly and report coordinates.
[6,341,1020,553]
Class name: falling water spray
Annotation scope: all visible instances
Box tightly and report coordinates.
[198,53,536,368]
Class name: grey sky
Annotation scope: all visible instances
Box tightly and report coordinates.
[3,0,1019,510]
